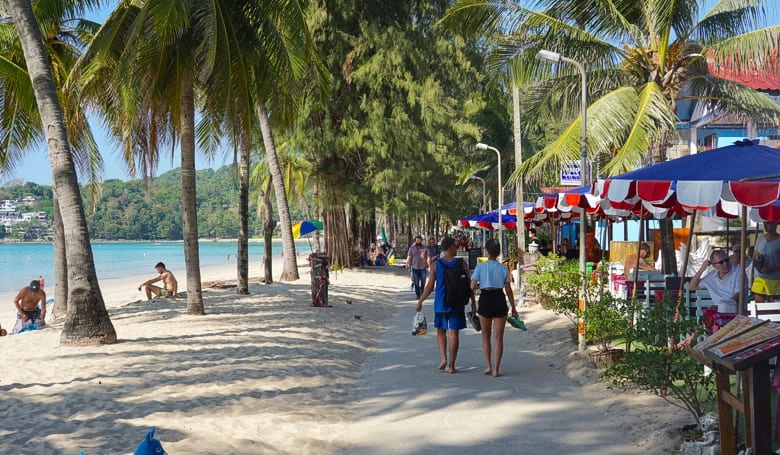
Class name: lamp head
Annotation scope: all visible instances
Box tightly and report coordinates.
[536,49,562,63]
[476,142,489,151]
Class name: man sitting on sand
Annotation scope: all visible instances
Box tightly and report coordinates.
[12,279,46,333]
[138,262,178,300]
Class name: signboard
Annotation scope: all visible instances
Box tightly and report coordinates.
[560,162,582,186]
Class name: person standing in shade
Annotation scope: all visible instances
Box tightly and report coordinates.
[752,221,780,302]
[406,235,429,299]
[470,239,517,377]
[528,228,542,253]
[416,237,476,374]
[426,236,441,266]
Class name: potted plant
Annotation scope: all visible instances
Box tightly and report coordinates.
[583,287,629,368]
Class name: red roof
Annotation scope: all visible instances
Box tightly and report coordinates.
[709,59,780,91]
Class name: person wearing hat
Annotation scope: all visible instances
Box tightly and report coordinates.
[623,242,656,278]
[12,279,47,333]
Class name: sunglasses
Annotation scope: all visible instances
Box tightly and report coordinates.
[712,259,729,266]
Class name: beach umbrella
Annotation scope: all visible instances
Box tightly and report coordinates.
[594,139,780,314]
[292,220,323,239]
[594,139,780,214]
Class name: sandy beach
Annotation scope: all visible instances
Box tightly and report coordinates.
[0,262,689,454]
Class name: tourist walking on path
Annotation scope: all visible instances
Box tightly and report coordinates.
[470,239,517,377]
[406,235,429,299]
[416,237,475,374]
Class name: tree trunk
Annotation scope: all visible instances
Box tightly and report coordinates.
[180,74,204,314]
[262,180,275,284]
[236,132,250,294]
[53,197,67,318]
[257,105,298,280]
[659,218,677,275]
[8,0,116,345]
[324,206,351,267]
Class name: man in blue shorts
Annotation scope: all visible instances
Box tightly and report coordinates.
[416,237,476,373]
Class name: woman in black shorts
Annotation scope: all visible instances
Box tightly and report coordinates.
[470,239,517,377]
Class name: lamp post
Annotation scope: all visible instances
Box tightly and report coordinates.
[476,143,502,260]
[469,174,487,247]
[537,49,588,352]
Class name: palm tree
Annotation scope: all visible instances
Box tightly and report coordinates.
[1,2,106,315]
[441,0,780,176]
[196,0,326,285]
[6,0,116,345]
[440,0,780,269]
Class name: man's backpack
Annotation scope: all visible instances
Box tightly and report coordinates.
[438,258,471,308]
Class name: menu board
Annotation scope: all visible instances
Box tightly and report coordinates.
[694,315,780,370]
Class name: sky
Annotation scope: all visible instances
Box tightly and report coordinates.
[3,1,779,186]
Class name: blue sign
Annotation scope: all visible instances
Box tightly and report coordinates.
[560,162,581,186]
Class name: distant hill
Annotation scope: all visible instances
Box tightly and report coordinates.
[0,165,303,241]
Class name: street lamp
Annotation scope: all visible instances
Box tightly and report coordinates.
[469,174,487,247]
[476,143,502,260]
[537,49,588,352]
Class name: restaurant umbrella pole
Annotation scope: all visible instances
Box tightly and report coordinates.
[674,212,696,324]
[627,209,646,354]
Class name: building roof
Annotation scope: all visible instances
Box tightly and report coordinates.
[709,60,780,92]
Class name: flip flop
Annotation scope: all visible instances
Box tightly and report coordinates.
[507,316,527,331]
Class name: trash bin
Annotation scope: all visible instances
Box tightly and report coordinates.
[309,253,331,307]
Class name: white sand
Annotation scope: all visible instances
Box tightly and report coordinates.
[0,262,689,454]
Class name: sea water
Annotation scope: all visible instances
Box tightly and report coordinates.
[0,239,313,294]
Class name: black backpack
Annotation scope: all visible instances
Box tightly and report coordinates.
[438,258,471,308]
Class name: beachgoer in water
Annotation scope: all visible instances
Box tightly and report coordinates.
[138,262,178,300]
[13,280,47,332]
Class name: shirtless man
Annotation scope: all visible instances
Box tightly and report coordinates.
[624,242,656,278]
[138,262,178,300]
[13,279,47,331]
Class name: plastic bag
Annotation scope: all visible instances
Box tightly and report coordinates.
[411,311,427,336]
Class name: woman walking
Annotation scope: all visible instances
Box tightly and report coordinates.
[470,239,517,377]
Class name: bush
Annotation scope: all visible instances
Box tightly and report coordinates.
[600,294,716,423]
[525,255,585,328]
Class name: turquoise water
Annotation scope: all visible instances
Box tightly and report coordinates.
[0,240,311,294]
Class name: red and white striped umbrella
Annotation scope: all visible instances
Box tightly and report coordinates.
[593,139,780,221]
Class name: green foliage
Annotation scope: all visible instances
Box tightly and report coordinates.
[525,255,584,327]
[601,295,716,423]
[291,0,489,224]
[583,286,629,353]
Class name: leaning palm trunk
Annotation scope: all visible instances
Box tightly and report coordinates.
[236,132,251,294]
[261,180,275,284]
[257,105,298,280]
[180,74,204,315]
[53,198,67,317]
[7,0,116,345]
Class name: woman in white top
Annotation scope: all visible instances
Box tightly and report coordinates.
[470,239,517,377]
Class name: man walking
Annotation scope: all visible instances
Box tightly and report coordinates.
[416,237,476,374]
[407,235,429,299]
